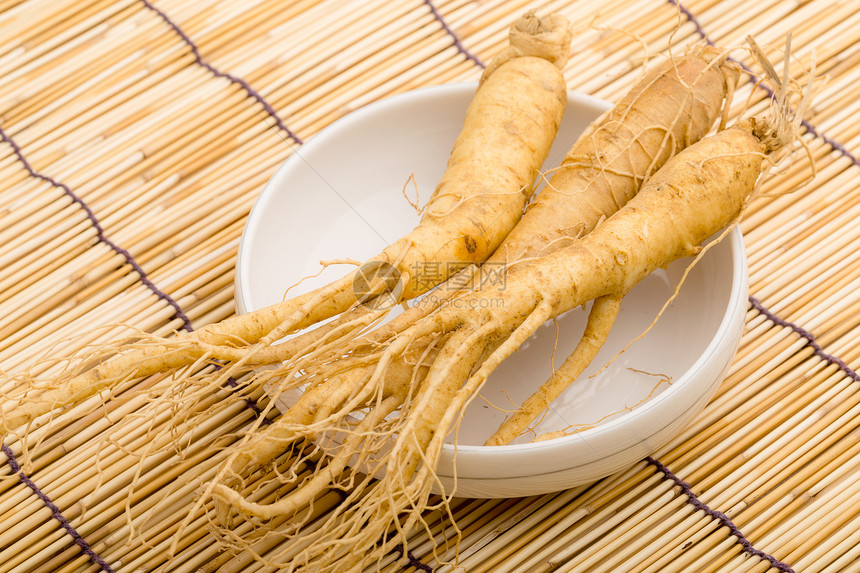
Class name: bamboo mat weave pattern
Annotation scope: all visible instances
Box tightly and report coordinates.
[1,0,859,571]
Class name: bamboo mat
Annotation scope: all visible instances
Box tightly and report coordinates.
[1,0,859,571]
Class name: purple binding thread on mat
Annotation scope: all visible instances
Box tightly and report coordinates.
[424,0,486,68]
[0,126,194,333]
[749,296,860,382]
[139,0,304,146]
[393,544,434,572]
[0,125,192,568]
[667,0,860,167]
[1,443,117,573]
[221,371,272,426]
[646,456,795,573]
[392,543,434,572]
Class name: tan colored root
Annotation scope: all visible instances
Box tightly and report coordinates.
[744,33,809,164]
[204,337,446,531]
[209,326,494,569]
[295,328,493,569]
[401,298,558,478]
[400,172,424,215]
[330,43,742,367]
[348,264,479,353]
[217,105,795,568]
[0,273,357,432]
[251,43,747,460]
[215,321,449,478]
[485,294,623,446]
[485,35,809,449]
[532,370,672,441]
[180,31,810,573]
[232,269,489,467]
[227,369,371,477]
[170,306,404,445]
[382,325,495,478]
[489,42,741,267]
[192,305,383,366]
[342,298,562,565]
[479,10,571,82]
[566,37,810,401]
[203,36,811,573]
[280,258,362,301]
[212,394,404,521]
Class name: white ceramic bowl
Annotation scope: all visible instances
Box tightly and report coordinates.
[235,84,749,499]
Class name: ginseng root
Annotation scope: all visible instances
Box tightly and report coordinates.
[208,39,804,572]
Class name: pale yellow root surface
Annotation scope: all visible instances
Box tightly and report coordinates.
[203,35,746,541]
[485,294,623,445]
[345,41,742,359]
[491,43,741,267]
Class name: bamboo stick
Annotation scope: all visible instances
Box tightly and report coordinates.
[625,509,720,573]
[552,489,686,572]
[434,491,581,572]
[792,510,860,572]
[707,389,860,512]
[0,0,121,63]
[1,5,164,129]
[737,427,860,534]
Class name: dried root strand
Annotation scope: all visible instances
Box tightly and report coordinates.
[213,394,404,521]
[198,38,808,573]
[479,10,572,81]
[485,294,622,445]
[113,31,817,573]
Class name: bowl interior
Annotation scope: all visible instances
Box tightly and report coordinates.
[236,83,744,473]
[454,233,739,446]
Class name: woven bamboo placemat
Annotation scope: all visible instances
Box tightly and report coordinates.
[1,0,859,571]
